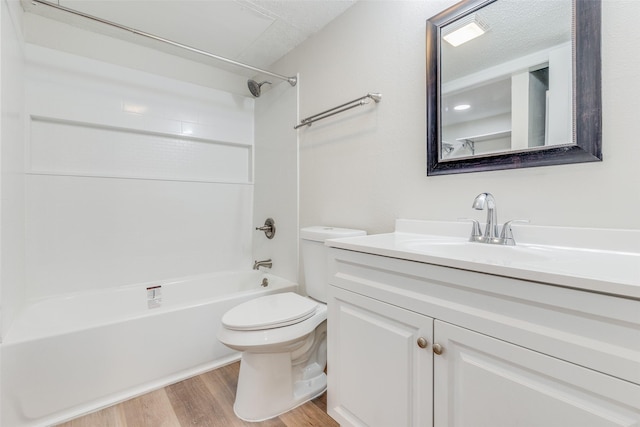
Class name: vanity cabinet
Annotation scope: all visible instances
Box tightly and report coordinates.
[326,248,640,427]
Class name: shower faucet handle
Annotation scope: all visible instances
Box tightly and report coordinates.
[255,218,276,239]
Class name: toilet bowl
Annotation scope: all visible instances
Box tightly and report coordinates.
[217,226,365,422]
[218,292,328,421]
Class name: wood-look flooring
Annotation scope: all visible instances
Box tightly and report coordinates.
[56,362,338,427]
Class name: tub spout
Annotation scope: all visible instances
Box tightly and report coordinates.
[253,259,272,270]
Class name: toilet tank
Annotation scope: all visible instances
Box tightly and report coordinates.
[300,226,366,303]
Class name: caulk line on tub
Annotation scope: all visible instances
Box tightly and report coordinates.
[147,285,162,309]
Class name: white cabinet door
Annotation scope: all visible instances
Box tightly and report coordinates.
[328,286,433,427]
[434,320,640,427]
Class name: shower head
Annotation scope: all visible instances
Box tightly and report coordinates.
[247,79,272,97]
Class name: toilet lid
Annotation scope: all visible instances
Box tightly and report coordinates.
[222,292,319,331]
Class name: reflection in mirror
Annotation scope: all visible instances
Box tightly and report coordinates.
[441,1,572,160]
[426,0,602,175]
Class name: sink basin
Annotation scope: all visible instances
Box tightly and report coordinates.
[399,238,639,282]
[400,240,551,265]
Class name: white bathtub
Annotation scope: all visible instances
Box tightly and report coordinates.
[1,270,297,427]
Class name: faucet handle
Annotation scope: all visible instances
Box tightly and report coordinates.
[255,218,276,239]
[458,218,482,241]
[499,219,530,245]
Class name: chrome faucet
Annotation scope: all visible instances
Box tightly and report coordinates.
[469,193,528,245]
[253,259,272,270]
[472,192,499,239]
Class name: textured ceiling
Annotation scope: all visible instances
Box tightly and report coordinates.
[438,0,572,124]
[441,0,572,82]
[22,0,357,76]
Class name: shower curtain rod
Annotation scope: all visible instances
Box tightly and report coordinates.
[31,0,297,87]
[294,93,382,129]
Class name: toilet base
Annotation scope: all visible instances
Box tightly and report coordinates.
[233,351,327,422]
[231,321,327,422]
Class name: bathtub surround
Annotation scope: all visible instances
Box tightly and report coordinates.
[253,79,299,283]
[23,45,254,300]
[1,0,27,342]
[0,2,27,423]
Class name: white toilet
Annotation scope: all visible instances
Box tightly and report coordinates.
[217,226,365,422]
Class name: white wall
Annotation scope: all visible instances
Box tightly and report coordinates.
[1,0,26,338]
[273,0,640,234]
[24,45,255,300]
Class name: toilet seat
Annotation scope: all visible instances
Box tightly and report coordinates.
[222,292,318,331]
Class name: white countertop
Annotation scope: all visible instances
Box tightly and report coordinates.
[325,220,640,299]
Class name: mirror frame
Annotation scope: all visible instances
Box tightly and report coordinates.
[426,0,602,176]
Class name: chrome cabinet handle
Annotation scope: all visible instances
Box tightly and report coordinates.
[417,337,428,349]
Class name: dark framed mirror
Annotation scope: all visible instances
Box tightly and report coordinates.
[426,0,601,175]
